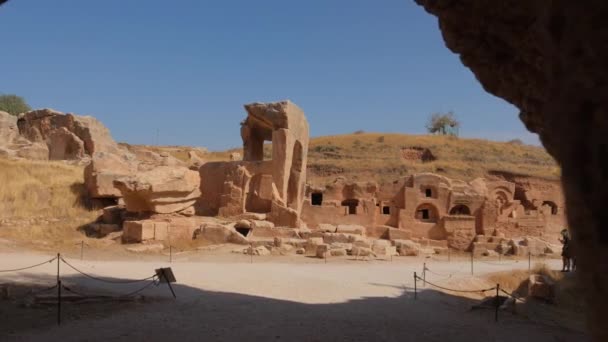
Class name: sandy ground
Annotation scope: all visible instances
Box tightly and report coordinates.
[0,250,589,342]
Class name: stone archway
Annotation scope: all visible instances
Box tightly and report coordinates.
[449,204,471,216]
[415,203,439,222]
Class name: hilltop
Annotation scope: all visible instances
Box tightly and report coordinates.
[205,133,559,185]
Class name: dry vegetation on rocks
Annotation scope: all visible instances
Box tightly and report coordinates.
[208,133,559,185]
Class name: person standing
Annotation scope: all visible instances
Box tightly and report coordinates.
[560,228,572,272]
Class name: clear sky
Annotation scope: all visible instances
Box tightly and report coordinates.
[0,0,539,150]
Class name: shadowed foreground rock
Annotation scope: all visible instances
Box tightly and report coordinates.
[415,1,608,340]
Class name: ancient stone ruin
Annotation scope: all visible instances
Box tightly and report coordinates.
[198,101,309,227]
[1,101,566,258]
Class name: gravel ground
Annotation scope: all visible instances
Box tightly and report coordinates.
[0,250,589,342]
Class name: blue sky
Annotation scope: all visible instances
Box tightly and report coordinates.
[0,0,539,150]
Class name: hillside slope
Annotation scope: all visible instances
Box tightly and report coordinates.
[207,133,559,185]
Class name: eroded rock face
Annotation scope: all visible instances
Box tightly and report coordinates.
[0,111,18,147]
[114,166,201,214]
[415,1,608,339]
[17,109,120,156]
[48,127,85,160]
[84,152,138,198]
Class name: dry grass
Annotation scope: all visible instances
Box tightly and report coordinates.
[0,158,98,246]
[206,133,559,185]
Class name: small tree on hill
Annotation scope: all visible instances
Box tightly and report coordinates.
[425,111,460,136]
[0,94,31,116]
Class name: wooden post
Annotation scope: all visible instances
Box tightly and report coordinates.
[495,283,500,322]
[414,272,417,300]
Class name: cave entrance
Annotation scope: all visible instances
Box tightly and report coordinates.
[311,192,323,206]
[342,199,359,215]
[236,227,252,237]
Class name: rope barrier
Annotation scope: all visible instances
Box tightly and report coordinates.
[0,256,57,273]
[415,275,496,294]
[476,259,520,266]
[60,257,156,284]
[423,267,454,278]
[61,279,158,299]
[500,289,526,302]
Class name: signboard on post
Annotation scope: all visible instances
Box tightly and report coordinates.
[155,267,177,299]
[155,267,176,283]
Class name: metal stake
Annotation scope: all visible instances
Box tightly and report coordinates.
[414,272,417,300]
[423,263,427,287]
[56,253,61,326]
[470,251,474,275]
[495,283,500,322]
[160,268,177,299]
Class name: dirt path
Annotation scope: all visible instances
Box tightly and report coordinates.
[0,251,588,341]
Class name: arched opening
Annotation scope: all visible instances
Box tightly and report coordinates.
[542,201,558,215]
[342,199,359,215]
[415,203,439,223]
[245,174,272,213]
[449,204,471,215]
[493,190,510,215]
[287,141,303,209]
[311,192,323,206]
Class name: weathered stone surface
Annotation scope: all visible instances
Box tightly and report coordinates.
[315,243,329,258]
[387,228,412,241]
[0,111,18,147]
[322,233,359,244]
[47,127,85,160]
[351,246,375,257]
[114,166,201,214]
[122,218,197,243]
[17,109,121,156]
[246,245,270,256]
[395,240,420,256]
[196,223,233,244]
[236,212,267,221]
[329,248,347,257]
[250,220,275,230]
[336,224,365,236]
[85,152,137,198]
[235,220,252,229]
[318,223,337,232]
[122,220,156,243]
